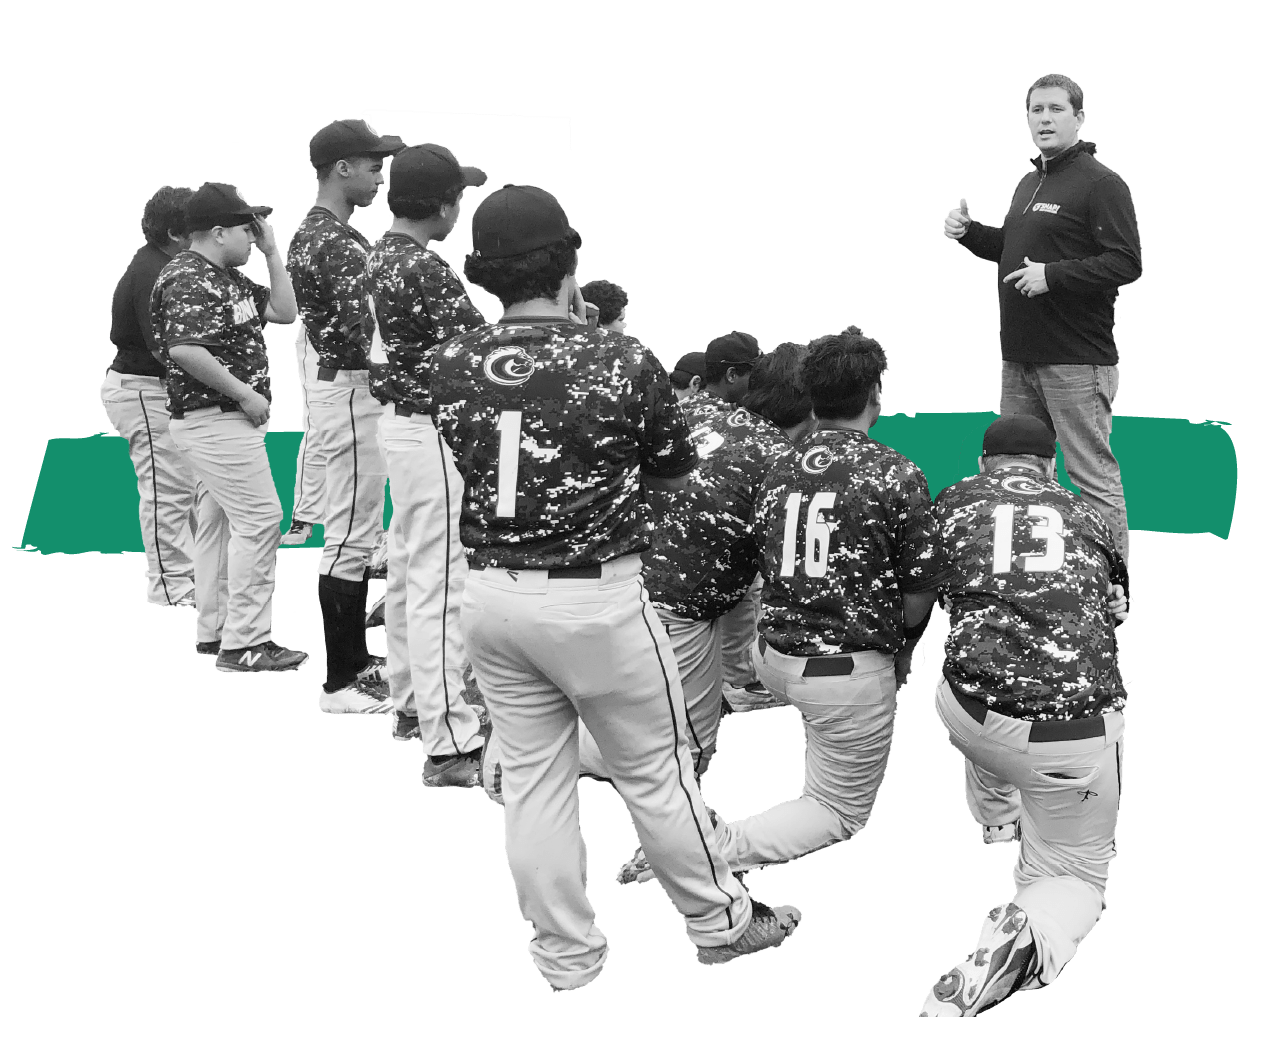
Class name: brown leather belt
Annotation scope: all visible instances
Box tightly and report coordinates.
[952,687,1107,742]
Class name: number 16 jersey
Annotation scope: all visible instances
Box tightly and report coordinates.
[754,427,948,657]
[935,469,1128,721]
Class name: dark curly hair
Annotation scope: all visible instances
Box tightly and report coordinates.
[1027,73,1083,114]
[388,183,464,221]
[141,186,194,249]
[802,326,887,421]
[464,231,581,307]
[580,280,628,327]
[744,343,811,429]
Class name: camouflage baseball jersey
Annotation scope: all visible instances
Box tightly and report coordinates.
[150,251,271,418]
[365,232,485,408]
[643,406,790,620]
[680,389,734,430]
[431,319,697,569]
[755,427,948,656]
[935,468,1128,721]
[286,207,374,370]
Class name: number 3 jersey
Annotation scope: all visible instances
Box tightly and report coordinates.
[430,318,698,569]
[755,427,948,656]
[934,468,1128,721]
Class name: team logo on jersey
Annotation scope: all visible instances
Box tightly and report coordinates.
[1001,474,1043,495]
[689,426,725,459]
[484,346,536,386]
[1031,202,1062,214]
[231,296,259,325]
[726,410,751,428]
[800,445,834,475]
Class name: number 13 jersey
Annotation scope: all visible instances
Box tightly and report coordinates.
[934,468,1128,721]
[755,427,948,657]
[431,318,697,569]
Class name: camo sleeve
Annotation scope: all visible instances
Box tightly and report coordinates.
[894,463,949,593]
[421,259,485,344]
[629,347,697,479]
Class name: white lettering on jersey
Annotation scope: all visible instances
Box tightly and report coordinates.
[231,295,260,325]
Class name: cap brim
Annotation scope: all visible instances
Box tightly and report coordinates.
[371,135,407,155]
[250,205,273,219]
[460,165,488,188]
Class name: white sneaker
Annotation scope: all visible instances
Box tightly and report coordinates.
[722,680,782,713]
[280,520,314,546]
[367,528,389,579]
[320,684,393,715]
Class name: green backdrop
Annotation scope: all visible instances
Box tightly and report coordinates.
[2,4,1252,1035]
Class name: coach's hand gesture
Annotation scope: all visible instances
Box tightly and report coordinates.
[1003,256,1049,297]
[944,198,972,239]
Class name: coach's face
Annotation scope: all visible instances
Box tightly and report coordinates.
[1027,87,1084,158]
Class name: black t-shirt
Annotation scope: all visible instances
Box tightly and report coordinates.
[109,244,173,378]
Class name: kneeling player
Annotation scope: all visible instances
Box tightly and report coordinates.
[921,415,1129,1017]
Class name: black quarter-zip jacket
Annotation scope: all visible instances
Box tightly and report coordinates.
[960,141,1141,366]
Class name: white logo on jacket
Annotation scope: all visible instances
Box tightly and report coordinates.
[1031,202,1061,214]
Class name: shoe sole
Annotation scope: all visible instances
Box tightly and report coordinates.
[321,702,393,715]
[423,767,481,788]
[216,656,308,673]
[615,852,656,885]
[920,903,1030,1017]
[697,906,801,964]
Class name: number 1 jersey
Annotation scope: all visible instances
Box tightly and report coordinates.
[755,427,948,656]
[935,469,1128,721]
[430,318,697,569]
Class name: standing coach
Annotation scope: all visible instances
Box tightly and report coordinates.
[944,73,1141,561]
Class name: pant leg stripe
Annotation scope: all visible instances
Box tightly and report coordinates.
[636,583,735,930]
[437,428,461,752]
[137,391,174,604]
[327,389,357,576]
[294,338,312,519]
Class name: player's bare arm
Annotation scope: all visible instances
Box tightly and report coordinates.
[167,344,270,425]
[943,198,971,239]
[254,218,298,323]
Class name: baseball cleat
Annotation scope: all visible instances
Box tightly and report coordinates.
[367,529,389,580]
[920,903,1035,1017]
[393,712,420,741]
[696,900,801,965]
[279,520,314,546]
[482,734,505,806]
[196,640,221,655]
[983,821,1022,844]
[216,641,309,672]
[320,657,392,714]
[423,747,482,788]
[721,679,782,713]
[365,594,386,628]
[173,591,197,608]
[616,846,655,885]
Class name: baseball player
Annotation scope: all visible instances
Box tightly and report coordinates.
[101,186,198,607]
[286,120,405,714]
[153,182,306,671]
[625,328,948,878]
[668,351,706,401]
[578,279,628,331]
[431,184,800,991]
[921,415,1129,1017]
[365,144,487,784]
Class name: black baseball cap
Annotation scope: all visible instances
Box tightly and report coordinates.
[185,183,272,232]
[309,119,405,167]
[389,144,487,203]
[982,415,1057,457]
[673,352,707,379]
[705,331,760,368]
[472,185,580,259]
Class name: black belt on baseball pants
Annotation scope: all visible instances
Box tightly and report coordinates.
[952,687,1107,742]
[394,402,425,418]
[468,561,604,581]
[756,635,857,676]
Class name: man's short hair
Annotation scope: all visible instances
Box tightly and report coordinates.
[802,326,887,421]
[464,230,581,307]
[983,453,1054,473]
[744,343,811,429]
[315,154,380,182]
[580,280,628,327]
[1026,73,1084,114]
[389,183,464,221]
[141,186,194,248]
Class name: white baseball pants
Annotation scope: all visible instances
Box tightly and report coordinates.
[710,641,897,870]
[290,330,327,527]
[462,557,751,990]
[379,407,481,756]
[170,408,283,650]
[719,574,762,687]
[100,370,197,605]
[306,368,386,581]
[935,679,1123,988]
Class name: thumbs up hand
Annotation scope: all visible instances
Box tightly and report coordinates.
[944,198,972,239]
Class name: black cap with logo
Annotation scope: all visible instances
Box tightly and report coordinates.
[982,415,1057,457]
[388,144,487,204]
[185,183,273,232]
[310,119,406,167]
[705,331,760,368]
[471,185,580,259]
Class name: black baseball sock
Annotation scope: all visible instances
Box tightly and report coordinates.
[318,573,371,691]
